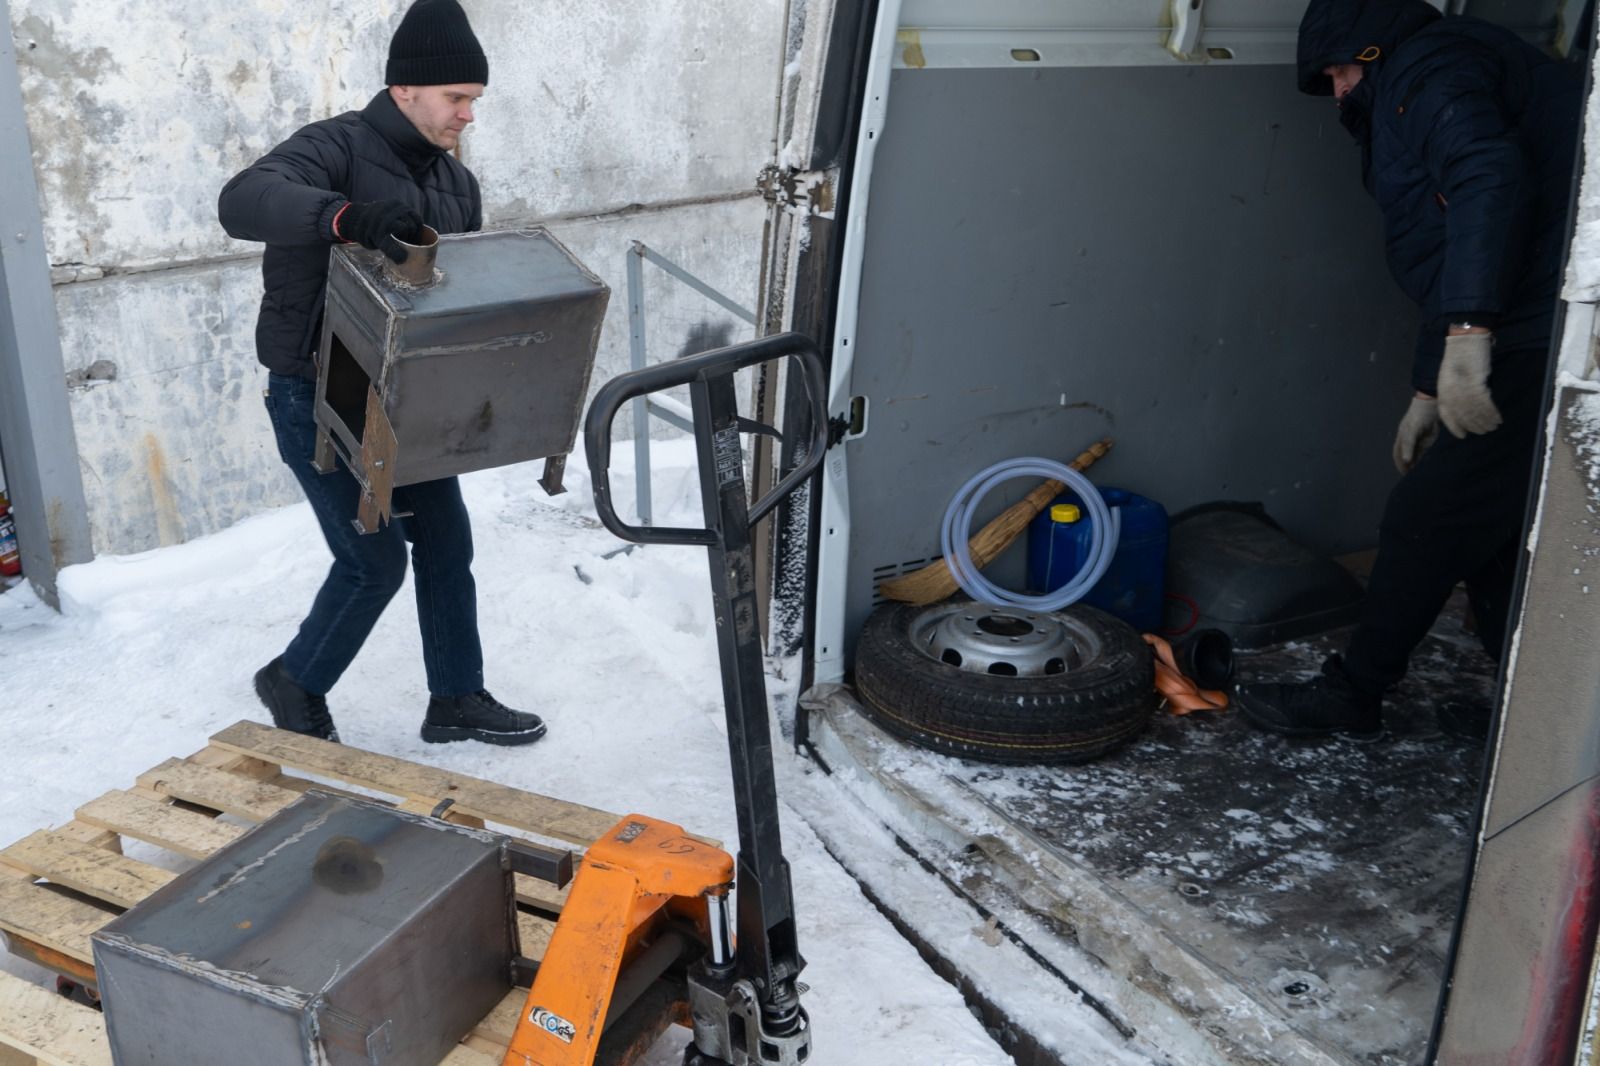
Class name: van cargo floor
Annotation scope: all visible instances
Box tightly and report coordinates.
[800,599,1492,1066]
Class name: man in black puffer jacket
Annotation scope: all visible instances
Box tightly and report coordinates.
[1238,0,1582,740]
[219,0,545,748]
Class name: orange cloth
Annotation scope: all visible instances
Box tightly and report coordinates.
[1143,633,1229,715]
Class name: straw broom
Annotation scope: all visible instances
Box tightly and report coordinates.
[877,437,1114,606]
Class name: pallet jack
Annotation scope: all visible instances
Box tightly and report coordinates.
[501,334,828,1066]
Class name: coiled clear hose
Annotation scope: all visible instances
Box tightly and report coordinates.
[940,457,1121,611]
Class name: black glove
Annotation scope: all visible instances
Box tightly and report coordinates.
[333,200,425,263]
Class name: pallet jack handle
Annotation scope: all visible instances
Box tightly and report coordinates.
[585,332,829,547]
[584,333,827,1063]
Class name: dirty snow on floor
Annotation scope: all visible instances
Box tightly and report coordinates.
[0,437,1146,1066]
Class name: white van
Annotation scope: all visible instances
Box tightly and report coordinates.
[750,2,1600,1063]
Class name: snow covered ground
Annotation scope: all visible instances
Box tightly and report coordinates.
[0,437,1146,1065]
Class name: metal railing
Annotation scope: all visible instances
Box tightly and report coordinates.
[626,240,758,526]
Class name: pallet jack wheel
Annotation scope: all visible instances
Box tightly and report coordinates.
[854,599,1156,765]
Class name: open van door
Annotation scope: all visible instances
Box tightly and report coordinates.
[1433,12,1600,1057]
[757,1,1600,1062]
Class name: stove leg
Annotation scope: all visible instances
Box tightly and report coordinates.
[539,454,568,496]
[312,430,337,475]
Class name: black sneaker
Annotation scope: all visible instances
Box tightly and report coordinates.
[253,657,340,742]
[1236,656,1383,740]
[421,690,546,746]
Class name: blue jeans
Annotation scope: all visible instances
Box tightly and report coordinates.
[264,373,484,697]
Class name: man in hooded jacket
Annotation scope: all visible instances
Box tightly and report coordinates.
[1238,0,1583,739]
[217,0,546,747]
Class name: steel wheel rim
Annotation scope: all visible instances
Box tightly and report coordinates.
[908,602,1102,678]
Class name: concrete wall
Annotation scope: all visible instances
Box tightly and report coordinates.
[8,0,785,554]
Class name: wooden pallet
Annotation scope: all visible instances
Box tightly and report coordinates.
[0,719,627,1066]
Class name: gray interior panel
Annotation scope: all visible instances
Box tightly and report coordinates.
[842,64,1426,654]
[1463,0,1566,46]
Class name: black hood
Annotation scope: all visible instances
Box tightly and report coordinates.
[1297,0,1441,95]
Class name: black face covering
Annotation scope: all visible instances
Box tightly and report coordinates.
[1337,75,1377,145]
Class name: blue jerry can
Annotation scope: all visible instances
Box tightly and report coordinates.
[1026,487,1169,632]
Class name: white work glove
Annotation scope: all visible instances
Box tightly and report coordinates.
[1392,394,1439,474]
[1437,332,1502,438]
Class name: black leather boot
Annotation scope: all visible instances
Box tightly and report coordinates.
[421,690,546,746]
[1236,655,1383,740]
[254,657,340,742]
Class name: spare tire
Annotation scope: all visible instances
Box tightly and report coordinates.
[854,600,1156,765]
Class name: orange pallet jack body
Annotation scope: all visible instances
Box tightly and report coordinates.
[504,816,733,1065]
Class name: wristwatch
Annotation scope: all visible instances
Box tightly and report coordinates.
[1449,320,1490,332]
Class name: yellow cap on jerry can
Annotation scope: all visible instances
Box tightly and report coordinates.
[1050,503,1082,523]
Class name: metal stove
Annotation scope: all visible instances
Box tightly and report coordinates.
[92,791,532,1066]
[314,227,609,532]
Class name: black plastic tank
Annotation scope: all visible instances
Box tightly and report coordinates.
[1164,503,1365,650]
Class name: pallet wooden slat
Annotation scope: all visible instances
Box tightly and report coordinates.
[0,721,700,1066]
[514,872,570,914]
[74,791,243,860]
[0,880,114,967]
[210,720,619,845]
[470,990,527,1047]
[166,755,573,916]
[187,743,372,803]
[0,971,111,1066]
[516,910,556,961]
[0,832,173,911]
[0,1043,35,1066]
[50,823,119,855]
[136,758,301,823]
[186,745,280,780]
[397,796,486,829]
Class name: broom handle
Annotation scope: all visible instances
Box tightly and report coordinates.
[969,438,1113,568]
[878,437,1114,605]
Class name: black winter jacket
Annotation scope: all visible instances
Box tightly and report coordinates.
[1297,0,1582,393]
[218,90,482,380]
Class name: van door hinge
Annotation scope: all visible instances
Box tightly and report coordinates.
[759,165,837,216]
[1167,0,1206,60]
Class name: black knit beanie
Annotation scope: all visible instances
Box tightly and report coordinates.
[386,0,489,87]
